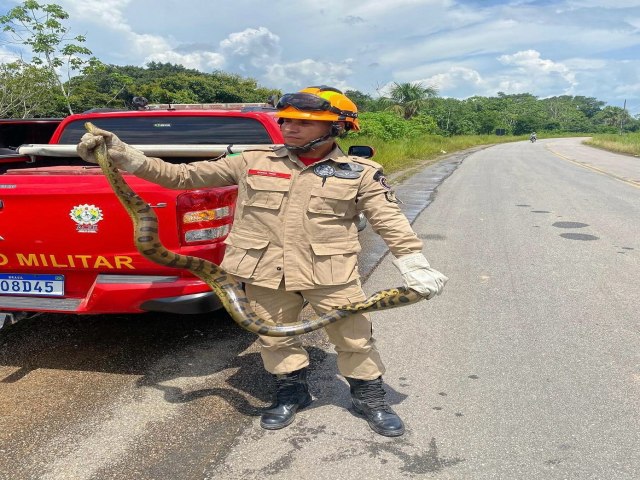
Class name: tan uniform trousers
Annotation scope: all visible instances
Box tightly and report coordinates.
[245,280,385,381]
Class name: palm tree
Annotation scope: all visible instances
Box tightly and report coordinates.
[385,82,439,119]
[596,106,630,128]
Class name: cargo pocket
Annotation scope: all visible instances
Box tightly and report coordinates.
[307,184,358,217]
[243,175,290,210]
[310,239,361,285]
[222,233,270,279]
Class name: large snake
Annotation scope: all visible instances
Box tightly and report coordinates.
[86,122,425,337]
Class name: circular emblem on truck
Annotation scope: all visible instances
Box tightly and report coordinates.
[70,204,104,233]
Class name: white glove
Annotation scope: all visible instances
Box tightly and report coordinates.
[76,126,147,173]
[392,252,448,299]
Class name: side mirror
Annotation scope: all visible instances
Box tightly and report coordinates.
[348,145,375,158]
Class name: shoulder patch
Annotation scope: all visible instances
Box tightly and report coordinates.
[385,190,402,204]
[241,146,279,154]
[348,155,383,171]
[206,152,228,161]
[336,162,364,172]
[377,174,392,190]
[241,146,287,161]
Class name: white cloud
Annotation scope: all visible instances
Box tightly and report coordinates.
[145,50,225,71]
[264,59,354,92]
[67,0,132,30]
[376,66,485,99]
[54,0,226,71]
[0,47,20,63]
[378,18,521,67]
[421,66,485,92]
[219,27,281,69]
[388,50,583,101]
[564,0,640,8]
[3,0,638,109]
[562,58,608,70]
[498,50,577,86]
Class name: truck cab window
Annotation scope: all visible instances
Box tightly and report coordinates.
[58,116,273,145]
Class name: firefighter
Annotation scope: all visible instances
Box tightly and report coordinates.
[77,86,448,437]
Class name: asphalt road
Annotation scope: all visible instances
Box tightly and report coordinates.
[1,138,638,479]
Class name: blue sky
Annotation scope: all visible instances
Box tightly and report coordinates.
[2,0,640,115]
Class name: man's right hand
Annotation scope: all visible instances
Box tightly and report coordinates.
[76,127,147,172]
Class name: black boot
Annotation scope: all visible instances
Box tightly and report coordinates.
[260,368,313,430]
[346,376,405,437]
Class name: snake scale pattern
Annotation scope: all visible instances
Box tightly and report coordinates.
[86,122,424,337]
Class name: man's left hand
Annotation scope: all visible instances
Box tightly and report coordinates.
[392,252,448,299]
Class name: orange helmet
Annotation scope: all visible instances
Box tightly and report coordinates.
[275,86,360,131]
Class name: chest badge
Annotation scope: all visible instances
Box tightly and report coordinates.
[313,163,336,179]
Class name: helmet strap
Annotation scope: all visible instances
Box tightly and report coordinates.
[285,132,333,153]
[283,122,344,153]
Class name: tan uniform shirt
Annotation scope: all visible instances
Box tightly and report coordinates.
[133,145,423,290]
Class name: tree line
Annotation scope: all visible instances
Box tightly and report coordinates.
[347,88,638,140]
[1,1,637,138]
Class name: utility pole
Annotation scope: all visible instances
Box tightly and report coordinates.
[619,99,626,135]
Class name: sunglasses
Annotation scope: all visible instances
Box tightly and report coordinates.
[276,93,357,119]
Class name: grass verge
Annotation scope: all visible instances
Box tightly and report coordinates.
[339,134,528,174]
[584,133,640,157]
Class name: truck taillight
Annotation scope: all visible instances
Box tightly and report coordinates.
[183,206,231,223]
[184,224,230,243]
[176,187,237,246]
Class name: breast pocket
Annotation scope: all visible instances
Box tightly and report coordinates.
[310,239,361,285]
[243,175,290,210]
[307,184,358,217]
[222,232,270,279]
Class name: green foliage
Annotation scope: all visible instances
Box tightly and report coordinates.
[406,114,440,136]
[0,1,101,114]
[345,90,384,113]
[352,112,411,141]
[351,111,440,142]
[381,82,439,119]
[0,60,64,117]
[593,106,632,129]
[65,63,281,113]
[1,1,92,70]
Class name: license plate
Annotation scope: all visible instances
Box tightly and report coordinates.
[0,273,65,297]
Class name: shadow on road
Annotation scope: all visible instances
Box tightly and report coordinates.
[1,310,408,418]
[135,345,325,415]
[0,311,255,381]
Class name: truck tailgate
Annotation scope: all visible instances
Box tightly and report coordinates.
[0,168,185,298]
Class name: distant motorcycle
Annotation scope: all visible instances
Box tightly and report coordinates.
[530,134,537,143]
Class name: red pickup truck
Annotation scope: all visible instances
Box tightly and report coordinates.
[0,104,285,323]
